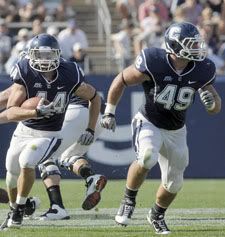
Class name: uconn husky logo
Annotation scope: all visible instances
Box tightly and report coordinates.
[86,76,143,166]
[168,26,181,40]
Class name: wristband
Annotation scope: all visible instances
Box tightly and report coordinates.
[35,109,42,117]
[105,103,116,115]
[86,128,95,135]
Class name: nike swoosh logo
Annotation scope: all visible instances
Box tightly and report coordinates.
[57,86,64,90]
[188,81,197,84]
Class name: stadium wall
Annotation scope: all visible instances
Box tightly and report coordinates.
[0,75,224,179]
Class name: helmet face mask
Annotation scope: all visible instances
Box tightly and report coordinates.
[165,22,207,61]
[28,34,61,72]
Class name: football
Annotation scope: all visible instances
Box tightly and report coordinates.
[21,97,49,110]
[0,188,9,203]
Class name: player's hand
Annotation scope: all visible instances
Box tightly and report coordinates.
[100,113,116,132]
[198,88,216,111]
[78,128,95,145]
[36,98,56,118]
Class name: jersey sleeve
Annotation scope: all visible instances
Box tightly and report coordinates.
[134,48,155,78]
[77,65,85,83]
[201,59,216,87]
[199,58,216,87]
[9,64,25,86]
[71,63,86,93]
[135,50,148,74]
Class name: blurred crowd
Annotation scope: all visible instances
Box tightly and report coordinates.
[0,0,91,75]
[1,0,225,75]
[111,0,225,74]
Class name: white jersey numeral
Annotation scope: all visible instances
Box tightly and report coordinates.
[175,87,195,110]
[53,92,67,113]
[156,84,195,111]
[156,85,177,110]
[36,92,67,113]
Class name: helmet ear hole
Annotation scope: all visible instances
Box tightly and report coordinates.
[170,41,181,55]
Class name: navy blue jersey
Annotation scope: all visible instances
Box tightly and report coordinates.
[10,58,84,131]
[135,47,216,130]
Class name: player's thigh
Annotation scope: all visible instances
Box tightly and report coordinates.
[159,126,189,192]
[59,105,89,152]
[64,115,104,156]
[132,113,163,169]
[19,137,61,168]
[160,126,189,171]
[58,106,103,161]
[94,115,104,140]
[5,135,24,175]
[59,114,104,166]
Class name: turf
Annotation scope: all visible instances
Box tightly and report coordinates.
[0,179,224,237]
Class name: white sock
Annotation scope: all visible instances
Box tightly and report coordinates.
[16,196,27,205]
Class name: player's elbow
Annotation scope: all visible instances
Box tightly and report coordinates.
[0,110,9,124]
[89,92,101,107]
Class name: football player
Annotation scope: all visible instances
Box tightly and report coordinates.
[0,33,105,229]
[101,22,221,234]
[38,96,106,220]
[0,75,107,221]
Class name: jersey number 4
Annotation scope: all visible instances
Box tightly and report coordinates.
[156,84,195,110]
[36,91,67,113]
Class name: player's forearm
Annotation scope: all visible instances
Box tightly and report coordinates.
[87,93,101,131]
[6,107,37,122]
[107,74,125,107]
[207,94,221,115]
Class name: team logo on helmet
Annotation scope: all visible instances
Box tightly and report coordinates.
[168,26,181,40]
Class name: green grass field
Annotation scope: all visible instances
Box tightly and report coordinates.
[0,179,225,237]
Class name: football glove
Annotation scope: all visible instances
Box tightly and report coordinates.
[36,98,56,118]
[100,113,116,132]
[78,128,95,145]
[198,88,215,111]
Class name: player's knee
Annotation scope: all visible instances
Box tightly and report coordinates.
[173,147,189,170]
[137,148,157,169]
[6,171,18,189]
[19,157,37,169]
[163,175,184,194]
[59,155,85,172]
[38,160,61,180]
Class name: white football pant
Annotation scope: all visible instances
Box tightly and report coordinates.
[132,112,189,193]
[6,122,61,188]
[55,103,104,164]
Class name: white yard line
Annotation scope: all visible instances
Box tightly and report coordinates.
[0,208,225,228]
